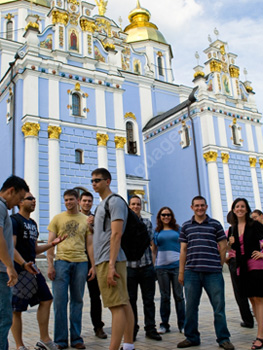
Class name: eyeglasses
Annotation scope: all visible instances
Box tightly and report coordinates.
[24,196,36,201]
[91,178,106,184]
[160,213,171,217]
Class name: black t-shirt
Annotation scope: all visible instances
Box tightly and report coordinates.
[11,213,39,272]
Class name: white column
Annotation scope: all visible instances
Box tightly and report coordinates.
[249,157,261,210]
[139,83,153,128]
[115,136,127,200]
[221,153,233,211]
[48,126,62,219]
[203,151,224,225]
[95,89,106,127]
[22,122,40,224]
[96,133,109,169]
[49,79,60,120]
[113,90,125,130]
[23,75,38,116]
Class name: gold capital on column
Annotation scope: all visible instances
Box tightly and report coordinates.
[114,136,126,149]
[249,157,257,168]
[221,153,230,164]
[259,159,263,169]
[48,126,62,139]
[203,151,218,163]
[22,122,40,137]
[96,133,109,146]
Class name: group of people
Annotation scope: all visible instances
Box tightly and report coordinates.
[0,170,263,350]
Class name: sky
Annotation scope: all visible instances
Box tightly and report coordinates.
[99,0,263,114]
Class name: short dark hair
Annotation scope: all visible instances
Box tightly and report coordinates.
[252,209,263,216]
[0,175,29,193]
[91,168,111,181]
[63,189,79,199]
[80,191,93,201]
[129,195,141,205]
[191,195,207,206]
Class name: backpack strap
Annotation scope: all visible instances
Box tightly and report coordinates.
[103,194,127,232]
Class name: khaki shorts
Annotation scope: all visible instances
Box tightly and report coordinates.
[96,261,129,308]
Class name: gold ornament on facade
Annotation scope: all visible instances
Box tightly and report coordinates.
[67,0,80,5]
[203,151,218,163]
[69,13,79,26]
[245,85,253,93]
[80,19,96,32]
[249,157,257,168]
[48,125,62,139]
[220,45,226,56]
[5,13,14,21]
[95,0,108,16]
[25,22,40,31]
[22,122,40,137]
[210,60,222,73]
[131,190,145,195]
[114,136,126,149]
[52,10,69,25]
[96,18,111,36]
[221,153,230,164]
[96,133,109,146]
[124,112,136,120]
[75,83,81,91]
[59,26,64,47]
[102,41,115,51]
[259,159,263,169]
[229,66,240,78]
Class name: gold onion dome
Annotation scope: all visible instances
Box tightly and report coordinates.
[124,0,167,44]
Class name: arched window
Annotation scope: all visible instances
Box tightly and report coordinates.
[75,149,84,164]
[231,124,241,146]
[6,20,13,40]
[72,93,81,116]
[126,121,137,155]
[157,56,164,76]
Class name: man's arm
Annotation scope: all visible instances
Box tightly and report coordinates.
[47,231,57,280]
[0,227,18,286]
[107,219,123,287]
[151,241,157,265]
[218,239,227,266]
[178,242,187,285]
[86,233,95,281]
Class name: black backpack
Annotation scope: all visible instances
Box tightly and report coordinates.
[103,194,151,261]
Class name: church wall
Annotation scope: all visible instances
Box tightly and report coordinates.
[39,78,49,117]
[105,91,115,129]
[252,125,259,153]
[151,88,180,118]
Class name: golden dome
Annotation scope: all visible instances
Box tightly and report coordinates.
[124,0,167,45]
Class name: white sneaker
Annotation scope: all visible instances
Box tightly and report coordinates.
[157,326,167,334]
[18,347,30,350]
[36,340,58,350]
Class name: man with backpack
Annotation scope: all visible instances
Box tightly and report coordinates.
[11,191,65,350]
[91,168,135,350]
[127,195,161,341]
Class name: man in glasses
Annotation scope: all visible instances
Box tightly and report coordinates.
[0,175,29,350]
[47,189,95,350]
[177,196,234,350]
[91,168,134,350]
[79,191,107,340]
[127,195,161,342]
[11,192,65,350]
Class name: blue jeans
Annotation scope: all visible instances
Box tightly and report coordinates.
[0,272,13,350]
[184,270,230,345]
[52,260,88,347]
[156,267,185,331]
[127,264,156,333]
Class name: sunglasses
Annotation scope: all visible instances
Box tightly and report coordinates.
[24,196,36,201]
[160,213,171,217]
[91,178,106,184]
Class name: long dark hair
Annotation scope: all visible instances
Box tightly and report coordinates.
[155,207,179,232]
[231,197,253,226]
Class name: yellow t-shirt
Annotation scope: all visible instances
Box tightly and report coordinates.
[48,211,90,262]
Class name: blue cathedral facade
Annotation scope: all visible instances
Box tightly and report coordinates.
[0,0,262,239]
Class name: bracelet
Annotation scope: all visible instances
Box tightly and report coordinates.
[21,261,26,269]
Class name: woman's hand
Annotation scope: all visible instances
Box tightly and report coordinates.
[251,250,263,260]
[229,236,235,245]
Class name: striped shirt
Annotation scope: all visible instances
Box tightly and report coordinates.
[127,217,153,268]
[179,215,226,272]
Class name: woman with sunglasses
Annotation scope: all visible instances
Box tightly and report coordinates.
[152,207,185,335]
[229,198,263,350]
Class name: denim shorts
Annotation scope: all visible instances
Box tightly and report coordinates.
[12,272,53,312]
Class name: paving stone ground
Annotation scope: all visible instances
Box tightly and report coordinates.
[8,272,255,350]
